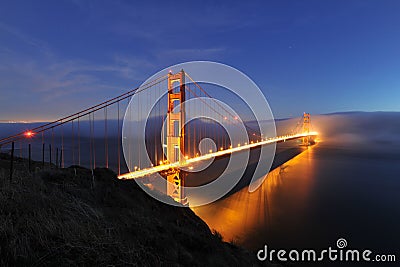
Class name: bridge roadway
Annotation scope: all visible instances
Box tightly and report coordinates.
[118,131,318,180]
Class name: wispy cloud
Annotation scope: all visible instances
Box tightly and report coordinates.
[0,22,156,120]
[0,21,151,94]
[0,53,149,120]
[0,21,52,55]
[0,55,151,95]
[156,47,226,62]
[0,3,244,121]
[107,2,257,43]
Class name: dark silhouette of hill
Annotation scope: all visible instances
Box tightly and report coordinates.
[0,154,275,266]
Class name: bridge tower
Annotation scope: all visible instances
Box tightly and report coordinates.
[302,112,311,146]
[165,70,187,205]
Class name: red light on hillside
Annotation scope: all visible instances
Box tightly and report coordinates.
[24,131,34,138]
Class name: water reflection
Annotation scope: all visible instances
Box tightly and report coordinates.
[192,146,315,249]
[192,140,400,257]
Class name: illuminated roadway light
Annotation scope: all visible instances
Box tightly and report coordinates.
[117,132,319,180]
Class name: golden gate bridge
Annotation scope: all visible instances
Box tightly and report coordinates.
[0,69,317,205]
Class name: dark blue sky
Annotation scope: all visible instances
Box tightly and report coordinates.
[0,0,399,121]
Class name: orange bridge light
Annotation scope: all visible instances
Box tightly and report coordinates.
[24,131,35,138]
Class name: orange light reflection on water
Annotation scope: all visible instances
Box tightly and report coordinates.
[191,146,316,248]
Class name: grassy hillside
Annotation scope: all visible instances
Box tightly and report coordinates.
[0,154,274,266]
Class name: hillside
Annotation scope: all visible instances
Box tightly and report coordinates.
[0,154,274,266]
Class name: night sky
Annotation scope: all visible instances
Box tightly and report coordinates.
[0,0,399,121]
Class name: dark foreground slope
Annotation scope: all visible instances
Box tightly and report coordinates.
[0,157,272,266]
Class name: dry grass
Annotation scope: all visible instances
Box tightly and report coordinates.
[0,158,272,266]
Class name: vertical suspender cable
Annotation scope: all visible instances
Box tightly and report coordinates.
[139,87,141,169]
[128,96,132,170]
[72,120,75,165]
[192,84,195,157]
[104,107,108,168]
[186,85,189,158]
[117,100,121,175]
[92,112,96,169]
[56,147,59,169]
[51,128,54,165]
[153,82,157,166]
[42,132,45,168]
[89,113,93,170]
[10,141,14,182]
[78,117,81,166]
[49,143,52,166]
[61,120,64,168]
